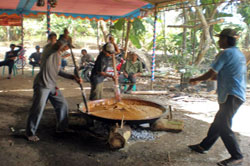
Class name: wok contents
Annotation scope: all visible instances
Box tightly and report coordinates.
[89,101,163,120]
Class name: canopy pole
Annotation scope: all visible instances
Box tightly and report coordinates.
[47,1,51,35]
[96,20,100,51]
[124,18,131,60]
[21,13,24,75]
[151,6,158,90]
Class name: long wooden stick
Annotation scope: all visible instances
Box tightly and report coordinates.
[124,19,131,59]
[69,46,89,113]
[130,91,168,95]
[112,54,121,101]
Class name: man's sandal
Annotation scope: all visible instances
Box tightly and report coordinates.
[27,135,40,142]
[217,157,243,166]
[188,144,207,154]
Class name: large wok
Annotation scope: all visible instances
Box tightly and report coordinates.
[78,98,167,125]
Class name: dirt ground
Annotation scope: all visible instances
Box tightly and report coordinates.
[0,67,249,166]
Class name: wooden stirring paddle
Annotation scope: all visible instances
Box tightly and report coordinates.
[112,54,121,102]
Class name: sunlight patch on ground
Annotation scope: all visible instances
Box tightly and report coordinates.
[170,97,250,137]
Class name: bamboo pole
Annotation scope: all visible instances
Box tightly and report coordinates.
[167,18,224,28]
[124,19,131,60]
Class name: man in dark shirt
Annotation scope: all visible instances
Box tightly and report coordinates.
[0,44,22,79]
[89,43,116,100]
[29,45,41,67]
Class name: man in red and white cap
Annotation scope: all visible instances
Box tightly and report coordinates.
[89,38,120,100]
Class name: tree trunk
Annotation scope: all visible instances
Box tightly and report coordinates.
[244,25,250,49]
[100,20,108,43]
[192,1,212,65]
[163,12,167,56]
[7,26,10,41]
[96,21,101,51]
[181,6,187,57]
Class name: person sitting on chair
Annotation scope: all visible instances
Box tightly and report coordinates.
[0,44,22,79]
[61,51,70,70]
[119,52,142,93]
[29,45,41,67]
[79,49,94,70]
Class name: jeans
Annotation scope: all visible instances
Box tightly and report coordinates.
[200,95,243,159]
[0,59,14,75]
[119,73,136,84]
[26,86,69,136]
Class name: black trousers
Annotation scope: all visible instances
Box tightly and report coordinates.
[29,61,40,67]
[200,95,243,159]
[0,59,14,75]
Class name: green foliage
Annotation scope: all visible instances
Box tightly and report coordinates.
[236,2,250,25]
[113,18,125,31]
[144,17,154,26]
[113,17,147,49]
[129,18,146,48]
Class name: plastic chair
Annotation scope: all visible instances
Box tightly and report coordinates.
[2,64,18,76]
[121,78,136,92]
[31,65,40,76]
[81,70,84,78]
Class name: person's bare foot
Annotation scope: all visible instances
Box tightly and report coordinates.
[27,135,40,142]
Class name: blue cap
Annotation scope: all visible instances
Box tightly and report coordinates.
[35,45,40,49]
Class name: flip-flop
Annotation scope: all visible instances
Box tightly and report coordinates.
[27,135,40,142]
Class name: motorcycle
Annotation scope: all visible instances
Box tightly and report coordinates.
[15,48,26,69]
[80,62,95,82]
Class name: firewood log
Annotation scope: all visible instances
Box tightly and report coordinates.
[108,124,131,149]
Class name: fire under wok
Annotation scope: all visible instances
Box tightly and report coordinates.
[78,98,167,124]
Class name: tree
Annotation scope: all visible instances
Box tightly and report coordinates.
[113,18,147,49]
[236,1,250,49]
